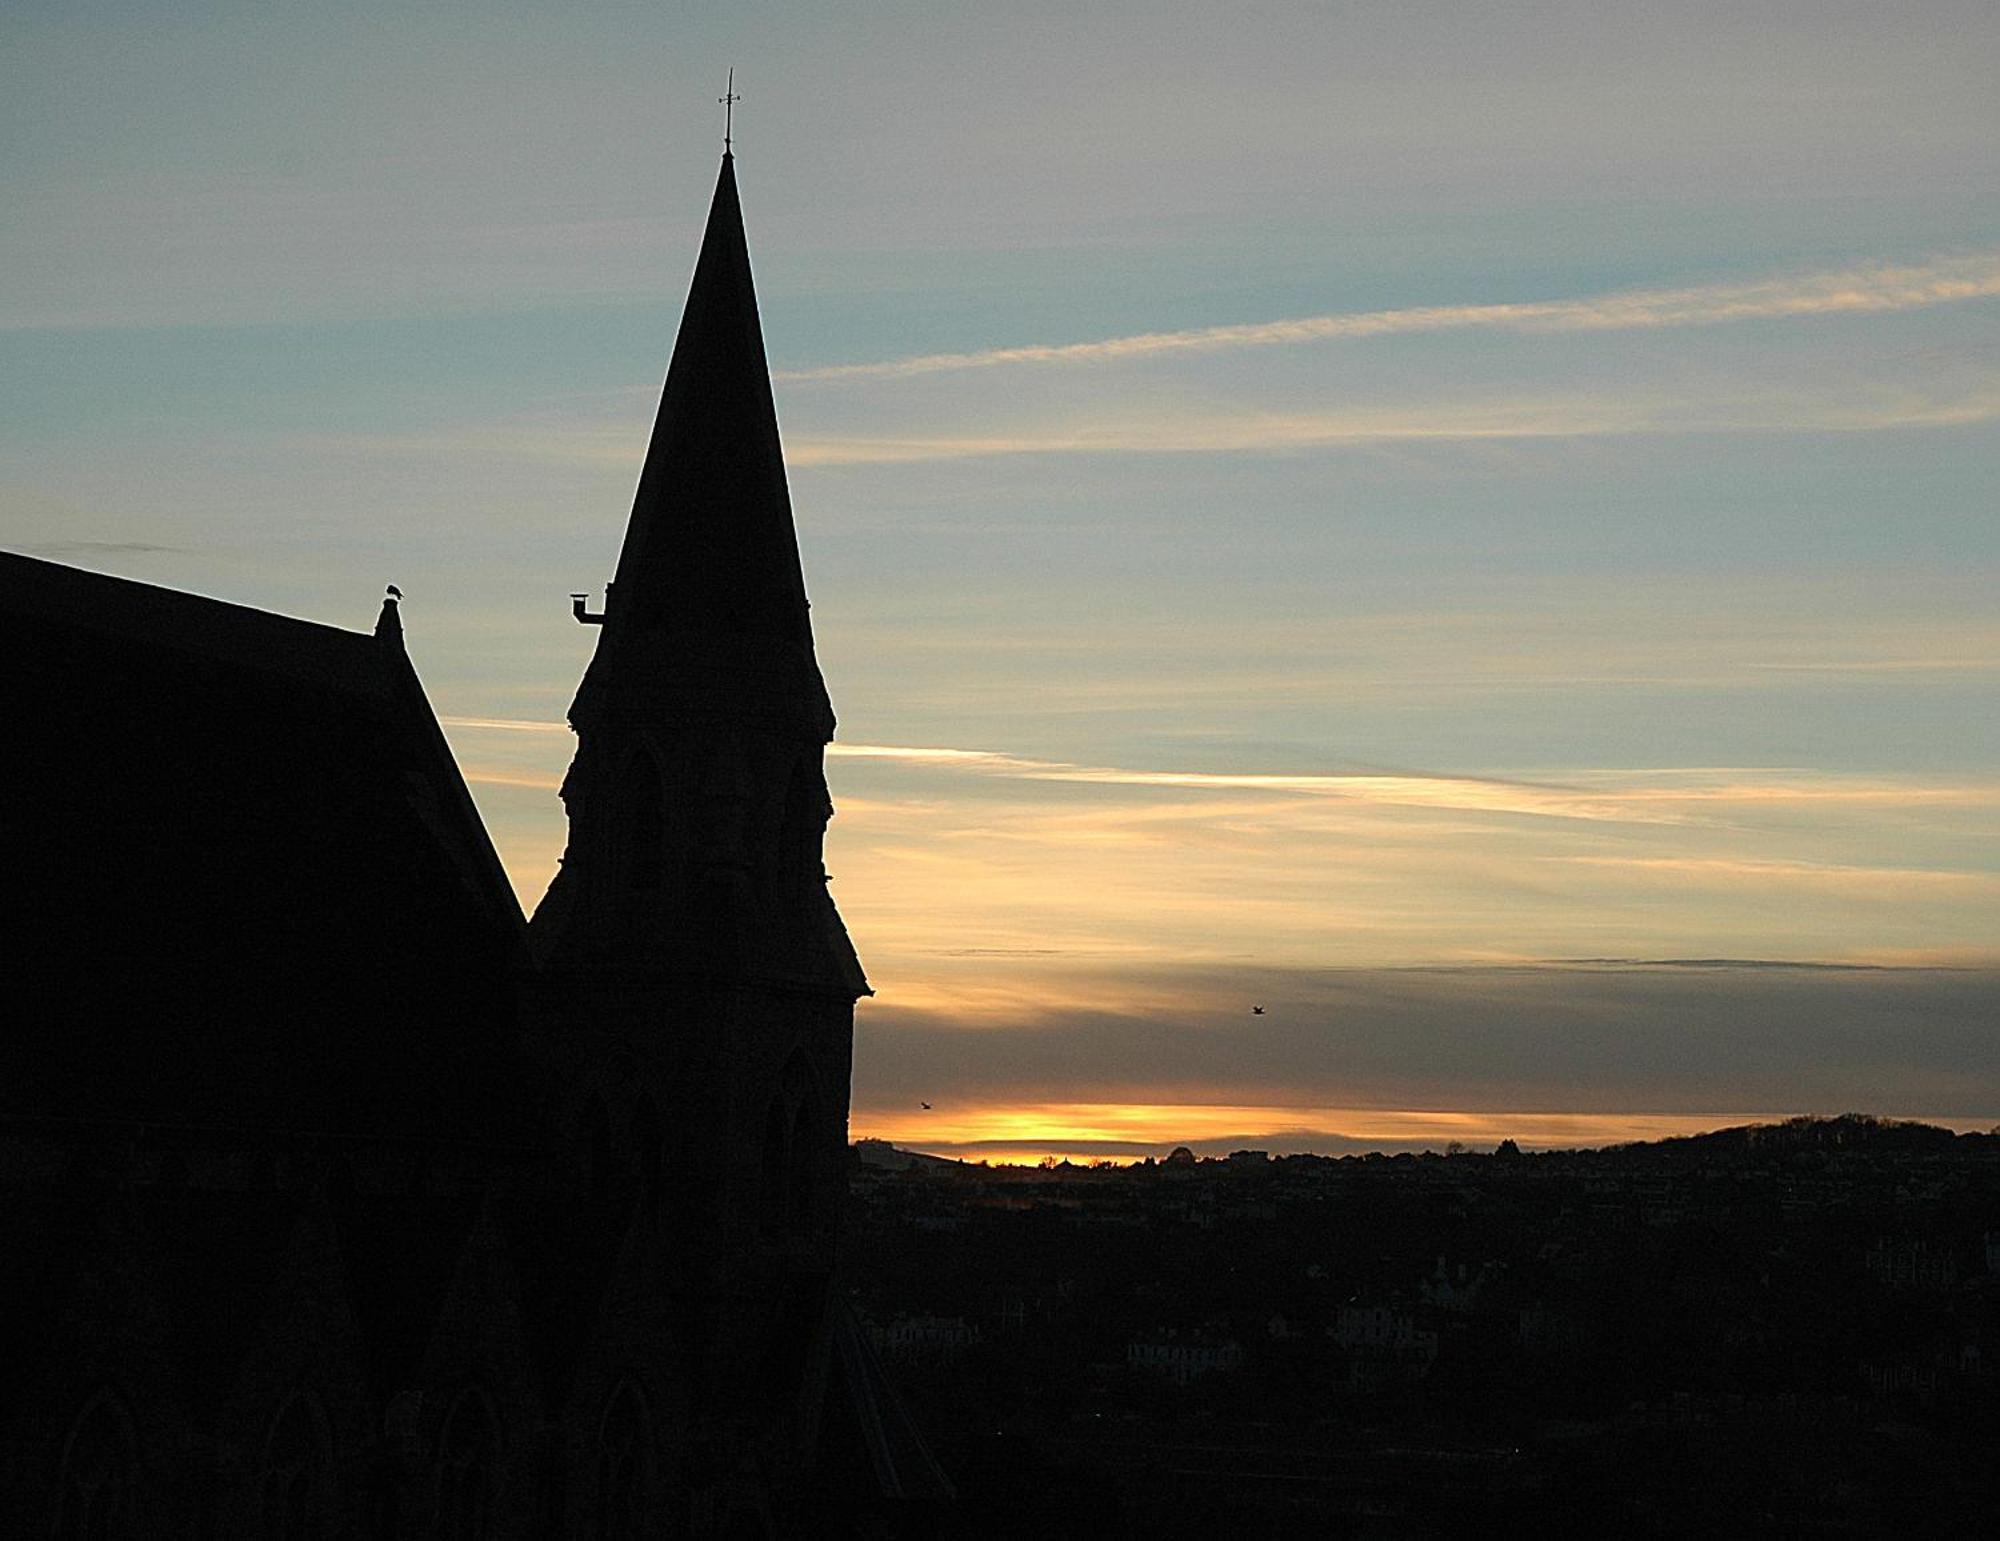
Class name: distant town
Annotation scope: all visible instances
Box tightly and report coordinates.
[845,1114,1999,1534]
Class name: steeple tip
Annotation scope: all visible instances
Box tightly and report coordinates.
[718,67,740,158]
[569,122,829,738]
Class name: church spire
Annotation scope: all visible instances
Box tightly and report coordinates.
[532,146,860,992]
[570,152,830,738]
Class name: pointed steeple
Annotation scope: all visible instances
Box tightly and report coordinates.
[534,148,862,997]
[572,153,831,738]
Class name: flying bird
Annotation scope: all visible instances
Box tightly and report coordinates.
[1251,1005,1266,1015]
[920,1101,932,1110]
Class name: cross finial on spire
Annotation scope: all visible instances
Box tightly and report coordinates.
[719,67,740,154]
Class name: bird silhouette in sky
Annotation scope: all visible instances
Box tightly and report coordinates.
[920,1101,932,1110]
[386,584,402,599]
[1251,1005,1266,1015]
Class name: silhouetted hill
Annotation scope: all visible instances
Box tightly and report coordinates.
[857,1113,1984,1175]
[1631,1112,1970,1161]
[846,1108,2000,1534]
[853,1138,964,1174]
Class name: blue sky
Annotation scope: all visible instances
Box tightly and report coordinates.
[6,2,1995,1155]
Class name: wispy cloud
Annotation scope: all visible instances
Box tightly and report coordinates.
[1606,779,1996,808]
[828,739,1675,824]
[459,768,563,791]
[441,721,2000,830]
[1015,765,1676,824]
[1549,855,2000,894]
[1746,657,2000,676]
[833,738,1998,827]
[435,719,2000,969]
[439,718,1997,829]
[778,254,2000,383]
[828,743,1056,771]
[782,383,2000,465]
[312,369,2000,474]
[850,960,2000,1127]
[440,714,570,734]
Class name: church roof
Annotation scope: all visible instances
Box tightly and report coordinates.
[0,551,534,1145]
[824,1301,958,1505]
[572,154,834,737]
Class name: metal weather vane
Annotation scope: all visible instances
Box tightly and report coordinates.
[720,68,740,153]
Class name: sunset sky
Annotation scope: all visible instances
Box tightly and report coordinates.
[6,2,1995,1159]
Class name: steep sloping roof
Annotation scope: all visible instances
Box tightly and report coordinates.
[571,153,833,738]
[821,1301,956,1506]
[0,551,532,1144]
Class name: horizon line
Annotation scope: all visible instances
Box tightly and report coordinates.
[850,1105,1998,1167]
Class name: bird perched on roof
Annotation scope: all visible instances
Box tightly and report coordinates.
[386,584,402,599]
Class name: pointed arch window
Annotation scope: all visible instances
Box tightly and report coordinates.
[258,1393,329,1541]
[770,756,831,921]
[54,1392,139,1541]
[757,1052,823,1241]
[630,1095,662,1216]
[786,1097,819,1237]
[587,1096,616,1205]
[758,1095,789,1237]
[613,750,666,894]
[592,1383,651,1541]
[437,1390,498,1541]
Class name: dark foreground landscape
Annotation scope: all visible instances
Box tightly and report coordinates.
[846,1115,1999,1536]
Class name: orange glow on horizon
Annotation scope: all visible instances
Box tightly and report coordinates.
[849,1101,1842,1164]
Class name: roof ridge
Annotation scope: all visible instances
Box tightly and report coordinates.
[0,548,370,642]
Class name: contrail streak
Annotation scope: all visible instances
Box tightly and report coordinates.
[776,253,2000,383]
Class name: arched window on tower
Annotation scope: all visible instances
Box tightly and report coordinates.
[612,750,665,894]
[758,1094,788,1238]
[630,1095,662,1217]
[757,1052,822,1241]
[258,1393,329,1541]
[587,1097,615,1205]
[592,1383,651,1541]
[53,1392,139,1541]
[772,757,827,921]
[787,1096,819,1237]
[436,1390,498,1541]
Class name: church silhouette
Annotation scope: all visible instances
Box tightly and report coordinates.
[1,151,946,1537]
